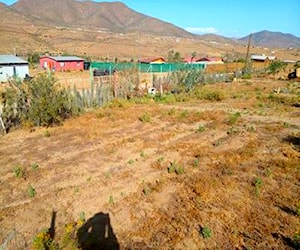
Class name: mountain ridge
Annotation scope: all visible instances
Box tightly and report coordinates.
[239,30,300,48]
[10,0,194,37]
[1,0,299,48]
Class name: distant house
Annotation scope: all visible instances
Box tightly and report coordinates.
[183,56,201,64]
[0,55,29,82]
[250,54,276,62]
[184,56,223,64]
[40,55,84,71]
[139,57,166,64]
[197,57,224,64]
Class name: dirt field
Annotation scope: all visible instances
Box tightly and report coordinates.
[0,78,299,249]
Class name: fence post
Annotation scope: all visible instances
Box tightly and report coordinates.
[0,115,6,133]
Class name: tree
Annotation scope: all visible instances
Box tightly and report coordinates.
[167,50,182,63]
[27,52,40,66]
[173,52,182,63]
[191,52,197,62]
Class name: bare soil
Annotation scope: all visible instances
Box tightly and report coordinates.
[0,78,299,249]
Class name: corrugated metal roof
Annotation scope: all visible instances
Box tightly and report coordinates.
[42,56,84,62]
[251,55,276,61]
[0,55,28,64]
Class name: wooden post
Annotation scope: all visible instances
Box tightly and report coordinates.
[0,115,6,133]
[244,33,252,73]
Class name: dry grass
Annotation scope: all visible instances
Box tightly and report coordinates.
[0,78,299,249]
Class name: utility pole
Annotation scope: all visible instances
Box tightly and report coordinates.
[244,33,252,73]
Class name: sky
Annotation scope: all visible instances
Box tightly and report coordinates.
[2,0,300,38]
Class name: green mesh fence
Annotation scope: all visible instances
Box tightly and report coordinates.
[90,62,205,73]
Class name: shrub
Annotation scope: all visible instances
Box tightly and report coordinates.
[139,112,151,123]
[154,93,176,104]
[27,52,40,66]
[170,68,204,92]
[196,125,205,133]
[228,112,241,125]
[1,73,79,131]
[241,73,252,79]
[200,226,212,239]
[31,163,39,170]
[13,165,24,178]
[267,61,287,75]
[28,184,36,198]
[25,74,75,126]
[168,161,185,175]
[195,89,225,101]
[296,204,300,217]
[254,178,263,196]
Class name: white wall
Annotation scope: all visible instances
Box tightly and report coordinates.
[0,64,29,82]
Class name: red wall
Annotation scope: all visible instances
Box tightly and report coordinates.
[40,57,84,71]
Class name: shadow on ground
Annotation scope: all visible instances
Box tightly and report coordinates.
[77,212,119,250]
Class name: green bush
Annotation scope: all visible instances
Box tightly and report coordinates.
[228,112,241,125]
[25,74,75,126]
[1,73,79,130]
[267,61,287,75]
[201,226,212,239]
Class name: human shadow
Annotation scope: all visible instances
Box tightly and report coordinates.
[77,212,119,250]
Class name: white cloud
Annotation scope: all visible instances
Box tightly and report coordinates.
[185,27,218,34]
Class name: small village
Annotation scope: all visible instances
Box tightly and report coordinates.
[1,52,298,87]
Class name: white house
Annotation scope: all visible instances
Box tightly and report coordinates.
[0,55,29,83]
[250,54,276,62]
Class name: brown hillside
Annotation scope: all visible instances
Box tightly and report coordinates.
[0,1,299,60]
[11,0,193,37]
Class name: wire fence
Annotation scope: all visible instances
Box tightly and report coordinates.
[90,62,205,73]
[55,61,270,109]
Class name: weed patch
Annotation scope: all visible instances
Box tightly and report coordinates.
[196,125,206,133]
[13,165,24,178]
[228,112,241,125]
[28,184,36,198]
[139,112,151,123]
[194,89,225,101]
[200,226,212,239]
[254,178,263,196]
[168,161,185,175]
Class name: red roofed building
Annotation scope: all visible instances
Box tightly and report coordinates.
[40,55,84,71]
[183,56,201,63]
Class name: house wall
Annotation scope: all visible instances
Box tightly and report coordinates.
[40,57,84,71]
[0,64,29,82]
[58,61,84,71]
[40,57,55,70]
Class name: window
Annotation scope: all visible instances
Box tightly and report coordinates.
[60,62,65,67]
